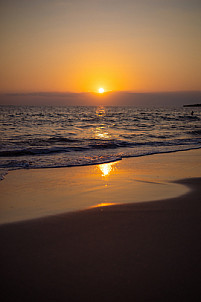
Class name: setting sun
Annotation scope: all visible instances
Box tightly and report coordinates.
[98,88,104,93]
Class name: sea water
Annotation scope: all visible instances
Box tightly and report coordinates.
[0,105,201,180]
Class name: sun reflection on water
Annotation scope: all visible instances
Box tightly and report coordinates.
[96,106,105,116]
[94,106,111,140]
[95,127,110,139]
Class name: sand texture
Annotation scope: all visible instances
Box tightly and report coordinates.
[1,177,201,302]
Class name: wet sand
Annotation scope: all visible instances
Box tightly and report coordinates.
[0,182,201,301]
[1,148,201,224]
[0,150,201,301]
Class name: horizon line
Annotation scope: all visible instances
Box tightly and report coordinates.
[1,90,201,96]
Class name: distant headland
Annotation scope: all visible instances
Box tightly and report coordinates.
[183,104,201,107]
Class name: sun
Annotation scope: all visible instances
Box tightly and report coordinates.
[98,87,104,93]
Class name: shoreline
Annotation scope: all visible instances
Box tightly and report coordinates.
[1,146,201,180]
[1,177,201,301]
[0,148,201,224]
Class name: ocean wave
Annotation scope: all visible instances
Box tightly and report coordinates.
[1,145,201,176]
[48,137,80,143]
[0,155,123,171]
[1,105,201,180]
[0,146,90,157]
[1,137,201,158]
[188,130,201,135]
[0,148,67,157]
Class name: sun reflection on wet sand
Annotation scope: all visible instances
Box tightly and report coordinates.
[90,202,116,208]
[98,162,116,177]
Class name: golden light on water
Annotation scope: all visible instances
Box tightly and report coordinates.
[96,106,105,116]
[95,126,109,139]
[95,106,110,139]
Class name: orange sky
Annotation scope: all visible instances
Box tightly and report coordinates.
[1,0,201,94]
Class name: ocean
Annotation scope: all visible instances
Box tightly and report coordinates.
[0,105,201,180]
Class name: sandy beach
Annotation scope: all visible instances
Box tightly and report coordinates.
[1,0,201,300]
[1,149,201,301]
[1,149,201,224]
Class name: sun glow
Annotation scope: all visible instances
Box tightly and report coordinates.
[98,88,104,93]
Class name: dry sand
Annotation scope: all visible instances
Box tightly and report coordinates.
[0,150,201,301]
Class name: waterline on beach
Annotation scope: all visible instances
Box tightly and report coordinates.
[1,148,201,224]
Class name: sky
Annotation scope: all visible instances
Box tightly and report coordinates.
[0,0,201,105]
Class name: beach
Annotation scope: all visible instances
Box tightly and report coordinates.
[1,149,201,224]
[1,0,201,300]
[1,149,201,301]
